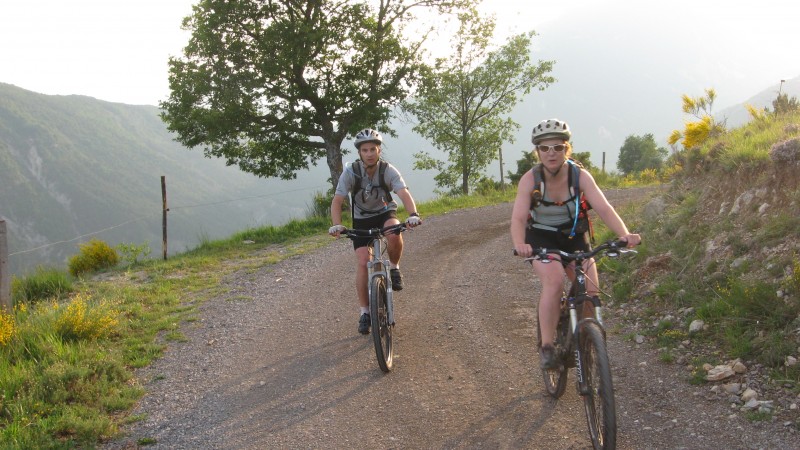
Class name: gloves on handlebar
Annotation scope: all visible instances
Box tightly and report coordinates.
[406,215,422,227]
[328,224,346,236]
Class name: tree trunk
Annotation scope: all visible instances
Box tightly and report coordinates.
[325,140,344,193]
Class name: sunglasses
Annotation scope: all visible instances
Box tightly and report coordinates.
[536,144,567,153]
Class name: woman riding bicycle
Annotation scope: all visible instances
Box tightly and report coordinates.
[510,118,640,369]
[329,128,422,335]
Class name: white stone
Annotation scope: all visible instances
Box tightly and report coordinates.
[758,203,769,215]
[722,383,741,394]
[786,356,798,367]
[732,361,747,374]
[741,388,758,402]
[689,320,705,333]
[707,365,735,381]
[758,401,774,413]
[635,335,645,344]
[743,398,760,410]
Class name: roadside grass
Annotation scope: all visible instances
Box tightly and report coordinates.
[0,173,651,448]
[598,112,800,394]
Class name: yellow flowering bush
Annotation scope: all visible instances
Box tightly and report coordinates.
[54,293,119,340]
[0,308,16,346]
[67,239,119,277]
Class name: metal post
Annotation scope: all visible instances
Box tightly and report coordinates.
[499,147,505,189]
[0,220,11,311]
[161,176,168,260]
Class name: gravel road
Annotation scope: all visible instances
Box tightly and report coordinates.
[106,189,797,449]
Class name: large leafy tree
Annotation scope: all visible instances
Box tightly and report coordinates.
[161,0,471,190]
[402,11,554,195]
[616,134,668,175]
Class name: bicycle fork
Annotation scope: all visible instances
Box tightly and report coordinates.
[367,260,395,325]
[570,308,590,395]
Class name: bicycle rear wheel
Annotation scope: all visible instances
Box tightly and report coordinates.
[536,304,568,398]
[370,276,393,372]
[579,321,616,450]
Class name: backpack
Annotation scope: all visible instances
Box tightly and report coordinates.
[350,160,394,216]
[530,158,594,242]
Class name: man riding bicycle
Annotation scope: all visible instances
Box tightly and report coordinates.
[510,118,640,368]
[329,128,422,335]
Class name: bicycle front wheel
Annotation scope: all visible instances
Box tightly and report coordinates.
[579,321,616,450]
[370,276,393,372]
[536,307,568,398]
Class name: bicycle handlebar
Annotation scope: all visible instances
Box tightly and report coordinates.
[341,222,409,239]
[513,239,635,263]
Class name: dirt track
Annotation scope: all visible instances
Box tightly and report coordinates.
[106,188,796,449]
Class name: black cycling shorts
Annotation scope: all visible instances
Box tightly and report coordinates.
[351,210,398,250]
[525,226,591,254]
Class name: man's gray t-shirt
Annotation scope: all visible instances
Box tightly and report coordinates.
[335,160,408,220]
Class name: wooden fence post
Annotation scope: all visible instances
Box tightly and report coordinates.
[0,220,11,311]
[162,176,168,260]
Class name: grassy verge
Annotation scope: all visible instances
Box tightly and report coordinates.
[596,113,800,401]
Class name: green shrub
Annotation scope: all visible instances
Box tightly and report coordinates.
[115,242,152,267]
[67,239,119,277]
[306,190,334,219]
[11,266,73,304]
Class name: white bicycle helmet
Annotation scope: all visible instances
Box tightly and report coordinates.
[353,128,383,149]
[531,118,571,144]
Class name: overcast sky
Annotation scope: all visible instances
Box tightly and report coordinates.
[2,0,799,109]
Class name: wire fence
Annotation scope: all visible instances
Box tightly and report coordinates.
[6,183,329,258]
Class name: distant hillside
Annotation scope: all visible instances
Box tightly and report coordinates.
[717,75,800,128]
[0,83,334,276]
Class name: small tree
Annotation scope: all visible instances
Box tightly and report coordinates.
[773,93,800,116]
[668,88,726,150]
[508,151,536,185]
[571,151,596,172]
[617,134,668,175]
[402,10,554,195]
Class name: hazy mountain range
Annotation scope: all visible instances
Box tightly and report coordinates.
[0,83,335,276]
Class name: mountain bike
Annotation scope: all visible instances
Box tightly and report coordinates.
[516,239,637,450]
[342,222,409,373]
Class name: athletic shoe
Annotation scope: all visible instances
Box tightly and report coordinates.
[540,344,557,369]
[358,313,370,335]
[390,268,404,291]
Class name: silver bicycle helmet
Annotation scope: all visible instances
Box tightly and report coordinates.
[531,118,571,144]
[353,128,383,149]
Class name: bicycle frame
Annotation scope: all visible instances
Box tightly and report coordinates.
[367,234,395,325]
